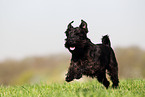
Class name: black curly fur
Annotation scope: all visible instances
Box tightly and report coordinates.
[64,20,119,89]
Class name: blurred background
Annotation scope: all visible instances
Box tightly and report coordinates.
[0,0,145,85]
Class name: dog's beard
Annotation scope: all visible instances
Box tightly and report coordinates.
[65,41,76,51]
[65,40,88,52]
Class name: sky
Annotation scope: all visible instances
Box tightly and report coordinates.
[0,0,145,61]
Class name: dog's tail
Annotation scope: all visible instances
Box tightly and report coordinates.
[102,35,111,47]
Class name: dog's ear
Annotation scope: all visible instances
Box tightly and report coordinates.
[65,21,74,35]
[79,20,88,33]
[67,21,74,29]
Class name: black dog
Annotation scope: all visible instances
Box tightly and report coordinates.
[64,20,119,88]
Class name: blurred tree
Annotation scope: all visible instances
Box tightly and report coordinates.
[115,47,145,79]
[0,47,145,85]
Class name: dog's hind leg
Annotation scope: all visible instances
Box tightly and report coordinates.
[107,66,119,88]
[107,50,119,88]
[96,71,110,89]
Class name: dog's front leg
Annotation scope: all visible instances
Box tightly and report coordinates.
[65,63,75,82]
[65,61,82,82]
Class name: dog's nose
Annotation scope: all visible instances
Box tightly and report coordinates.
[69,41,73,44]
[68,40,74,45]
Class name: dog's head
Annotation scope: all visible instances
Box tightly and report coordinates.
[65,20,89,53]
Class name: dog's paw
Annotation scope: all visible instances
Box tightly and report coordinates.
[112,84,119,89]
[75,74,82,79]
[65,76,74,82]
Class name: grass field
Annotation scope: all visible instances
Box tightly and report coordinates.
[0,79,144,97]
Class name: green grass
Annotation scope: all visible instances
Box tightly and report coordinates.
[0,79,144,97]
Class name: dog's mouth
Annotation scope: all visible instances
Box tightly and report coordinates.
[70,47,75,51]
